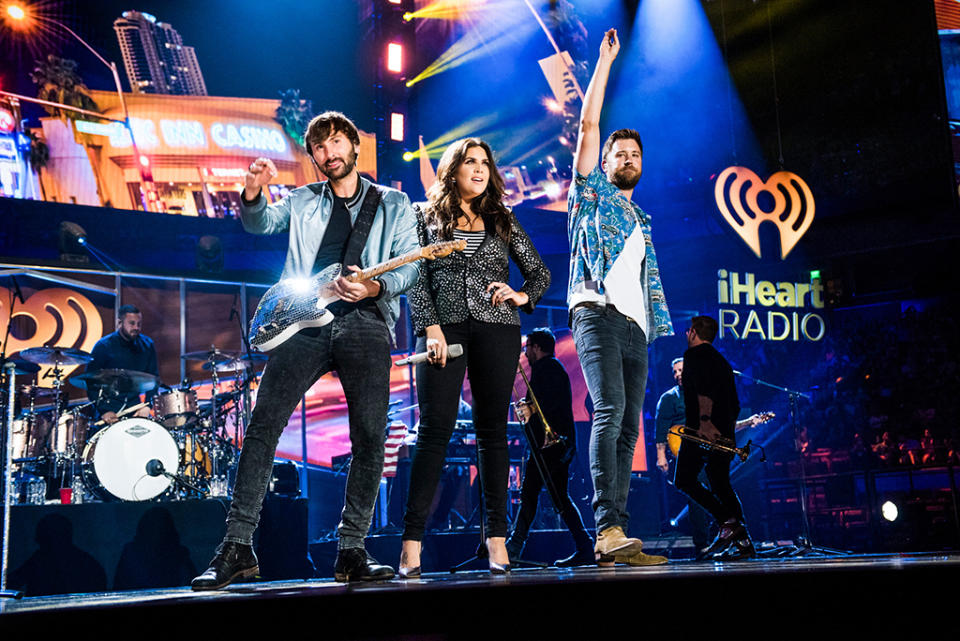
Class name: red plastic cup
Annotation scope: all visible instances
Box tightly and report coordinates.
[59,487,73,505]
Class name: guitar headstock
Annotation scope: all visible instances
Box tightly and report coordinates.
[421,239,468,260]
[756,411,775,424]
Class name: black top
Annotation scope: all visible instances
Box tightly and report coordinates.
[312,192,354,274]
[311,189,378,317]
[525,356,576,449]
[681,343,740,438]
[86,331,159,414]
[408,204,551,335]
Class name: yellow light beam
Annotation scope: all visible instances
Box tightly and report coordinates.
[406,6,536,87]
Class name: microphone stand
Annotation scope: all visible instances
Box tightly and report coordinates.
[734,370,848,557]
[1,287,24,598]
[2,362,23,598]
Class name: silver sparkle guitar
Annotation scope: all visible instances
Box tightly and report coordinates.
[249,239,466,352]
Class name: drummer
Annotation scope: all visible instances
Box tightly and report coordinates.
[85,304,159,425]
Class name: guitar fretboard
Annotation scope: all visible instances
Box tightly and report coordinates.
[346,248,422,282]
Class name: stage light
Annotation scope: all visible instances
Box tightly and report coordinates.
[391,112,404,141]
[6,4,25,20]
[543,180,561,200]
[139,154,150,167]
[881,500,899,522]
[542,97,563,114]
[196,235,223,274]
[58,221,89,263]
[403,12,413,21]
[387,43,403,73]
[403,151,414,162]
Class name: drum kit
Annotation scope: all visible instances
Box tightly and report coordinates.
[4,345,266,505]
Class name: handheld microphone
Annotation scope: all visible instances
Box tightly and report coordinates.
[395,343,463,366]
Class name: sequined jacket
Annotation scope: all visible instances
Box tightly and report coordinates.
[567,166,673,343]
[408,204,551,336]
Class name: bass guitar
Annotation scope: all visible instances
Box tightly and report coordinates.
[249,239,466,352]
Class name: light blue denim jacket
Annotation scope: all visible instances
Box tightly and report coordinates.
[239,176,420,342]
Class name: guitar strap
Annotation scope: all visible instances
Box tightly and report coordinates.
[341,184,382,275]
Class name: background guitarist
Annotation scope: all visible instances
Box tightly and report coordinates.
[192,111,420,589]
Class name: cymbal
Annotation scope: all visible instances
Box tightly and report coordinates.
[181,348,236,364]
[19,346,94,366]
[4,358,40,375]
[70,368,160,395]
[18,384,55,397]
[201,353,268,372]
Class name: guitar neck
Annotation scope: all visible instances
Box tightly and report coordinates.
[346,248,423,282]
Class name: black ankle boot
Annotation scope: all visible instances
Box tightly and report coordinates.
[191,542,259,591]
[700,519,746,560]
[334,548,395,582]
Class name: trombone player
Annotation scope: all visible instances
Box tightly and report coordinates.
[505,328,594,567]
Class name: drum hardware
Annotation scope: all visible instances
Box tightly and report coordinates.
[7,359,40,376]
[19,347,94,368]
[70,368,160,397]
[153,388,198,428]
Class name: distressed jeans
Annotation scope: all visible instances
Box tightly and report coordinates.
[224,307,392,550]
[572,305,648,533]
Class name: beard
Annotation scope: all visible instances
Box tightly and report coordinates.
[319,148,358,181]
[609,166,641,190]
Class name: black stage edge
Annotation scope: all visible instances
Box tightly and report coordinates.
[4,498,313,596]
[2,554,959,637]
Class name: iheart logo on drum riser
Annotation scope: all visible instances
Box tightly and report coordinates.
[714,167,815,260]
[0,287,103,382]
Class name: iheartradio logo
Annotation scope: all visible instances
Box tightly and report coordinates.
[714,167,815,260]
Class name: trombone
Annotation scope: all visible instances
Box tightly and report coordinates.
[512,363,564,449]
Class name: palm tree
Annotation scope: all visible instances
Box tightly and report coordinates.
[26,131,50,201]
[275,88,313,148]
[30,54,108,205]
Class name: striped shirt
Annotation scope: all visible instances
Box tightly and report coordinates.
[453,228,485,257]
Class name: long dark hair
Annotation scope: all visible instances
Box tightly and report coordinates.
[424,138,511,242]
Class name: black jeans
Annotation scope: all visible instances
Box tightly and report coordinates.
[224,308,392,549]
[509,447,592,552]
[674,439,744,525]
[402,319,521,540]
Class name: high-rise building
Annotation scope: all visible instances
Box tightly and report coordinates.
[114,11,208,96]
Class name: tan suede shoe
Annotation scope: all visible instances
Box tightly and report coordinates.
[593,526,644,557]
[614,549,669,566]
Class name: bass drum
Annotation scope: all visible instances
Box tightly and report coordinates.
[81,417,180,501]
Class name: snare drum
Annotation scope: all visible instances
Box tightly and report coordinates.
[153,388,198,427]
[81,417,180,501]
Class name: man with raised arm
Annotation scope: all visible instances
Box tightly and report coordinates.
[191,111,420,588]
[568,29,674,566]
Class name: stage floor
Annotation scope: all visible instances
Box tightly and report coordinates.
[3,552,959,636]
